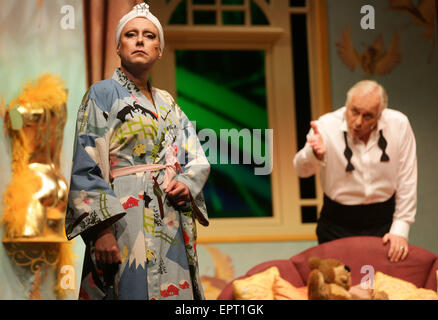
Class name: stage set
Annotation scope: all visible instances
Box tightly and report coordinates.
[0,0,437,300]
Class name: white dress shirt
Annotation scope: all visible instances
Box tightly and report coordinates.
[293,107,417,239]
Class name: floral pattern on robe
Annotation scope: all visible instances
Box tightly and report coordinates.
[66,68,210,300]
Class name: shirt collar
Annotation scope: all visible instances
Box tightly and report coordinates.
[340,107,348,132]
[112,67,141,95]
[376,110,387,131]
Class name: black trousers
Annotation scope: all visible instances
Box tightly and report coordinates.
[316,194,395,244]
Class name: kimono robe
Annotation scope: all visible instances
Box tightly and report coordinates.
[66,68,210,300]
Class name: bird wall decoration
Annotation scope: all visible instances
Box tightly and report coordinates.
[336,27,402,76]
[389,0,437,62]
[389,0,437,42]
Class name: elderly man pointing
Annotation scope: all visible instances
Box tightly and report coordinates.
[293,80,417,263]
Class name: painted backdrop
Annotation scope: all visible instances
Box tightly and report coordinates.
[0,0,437,300]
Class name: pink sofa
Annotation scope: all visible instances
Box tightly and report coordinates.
[217,236,438,299]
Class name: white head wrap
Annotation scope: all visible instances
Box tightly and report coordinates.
[115,3,164,52]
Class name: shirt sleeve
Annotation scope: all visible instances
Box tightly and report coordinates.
[293,124,325,178]
[389,117,417,239]
[173,103,210,226]
[65,89,126,240]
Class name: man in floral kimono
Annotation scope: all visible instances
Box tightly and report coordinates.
[66,3,210,300]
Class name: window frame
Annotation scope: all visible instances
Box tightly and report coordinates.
[151,0,331,243]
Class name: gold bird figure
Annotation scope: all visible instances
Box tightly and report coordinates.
[336,26,401,76]
[389,0,437,41]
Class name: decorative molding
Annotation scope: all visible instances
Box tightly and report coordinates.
[165,26,283,48]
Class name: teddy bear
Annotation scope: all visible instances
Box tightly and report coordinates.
[307,256,388,300]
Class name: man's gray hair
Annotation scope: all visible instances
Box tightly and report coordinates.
[345,80,388,112]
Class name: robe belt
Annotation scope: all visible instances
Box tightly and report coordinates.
[110,161,209,227]
[110,162,182,189]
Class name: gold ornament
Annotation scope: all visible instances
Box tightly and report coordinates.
[1,74,68,242]
[1,74,75,299]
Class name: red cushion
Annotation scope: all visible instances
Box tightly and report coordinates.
[424,258,438,291]
[217,236,438,299]
[290,236,437,288]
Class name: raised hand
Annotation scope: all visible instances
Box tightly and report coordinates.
[308,121,326,161]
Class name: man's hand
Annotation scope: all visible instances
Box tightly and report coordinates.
[95,227,122,265]
[165,180,191,207]
[308,121,326,161]
[383,233,409,263]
